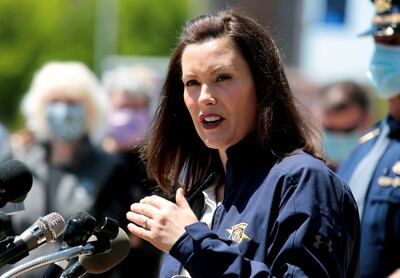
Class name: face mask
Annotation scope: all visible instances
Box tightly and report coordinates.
[46,102,86,142]
[323,130,360,164]
[108,108,150,149]
[367,43,400,99]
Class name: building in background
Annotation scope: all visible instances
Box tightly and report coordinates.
[208,0,374,85]
[300,0,374,84]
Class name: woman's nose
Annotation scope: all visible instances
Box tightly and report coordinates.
[198,84,216,106]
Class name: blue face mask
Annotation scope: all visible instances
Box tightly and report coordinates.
[323,130,360,164]
[46,102,86,142]
[367,43,400,99]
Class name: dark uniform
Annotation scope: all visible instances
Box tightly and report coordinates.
[160,134,360,278]
[338,118,400,277]
[337,0,400,277]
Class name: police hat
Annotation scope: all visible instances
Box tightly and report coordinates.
[360,0,400,36]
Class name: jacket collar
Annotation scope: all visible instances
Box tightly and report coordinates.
[225,131,273,180]
[186,131,275,209]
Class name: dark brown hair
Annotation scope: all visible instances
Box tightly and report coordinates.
[320,80,370,114]
[142,10,319,195]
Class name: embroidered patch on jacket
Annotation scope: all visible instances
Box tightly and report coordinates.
[226,223,251,244]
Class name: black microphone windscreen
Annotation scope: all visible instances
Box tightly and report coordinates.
[63,211,97,246]
[79,228,130,274]
[0,160,33,206]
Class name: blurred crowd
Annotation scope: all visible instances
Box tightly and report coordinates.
[0,62,163,277]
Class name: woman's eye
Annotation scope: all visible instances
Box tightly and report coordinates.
[185,80,200,87]
[216,74,231,82]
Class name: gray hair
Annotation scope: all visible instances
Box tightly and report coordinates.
[101,64,157,99]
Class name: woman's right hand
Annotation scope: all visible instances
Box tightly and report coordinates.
[126,188,198,253]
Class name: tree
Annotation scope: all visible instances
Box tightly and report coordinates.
[0,0,190,130]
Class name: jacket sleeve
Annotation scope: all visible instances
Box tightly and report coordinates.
[266,167,360,278]
[169,166,360,278]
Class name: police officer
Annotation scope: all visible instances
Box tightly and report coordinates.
[320,80,371,171]
[338,0,400,277]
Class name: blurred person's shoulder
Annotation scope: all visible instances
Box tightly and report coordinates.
[10,129,45,165]
[10,128,35,154]
[85,141,124,172]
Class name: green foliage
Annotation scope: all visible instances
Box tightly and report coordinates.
[119,0,189,55]
[0,0,190,130]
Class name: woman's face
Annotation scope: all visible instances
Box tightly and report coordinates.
[182,37,257,152]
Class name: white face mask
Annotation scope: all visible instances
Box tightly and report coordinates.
[46,102,86,142]
[367,43,400,99]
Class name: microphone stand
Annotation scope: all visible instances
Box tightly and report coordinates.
[0,244,95,278]
[1,216,119,278]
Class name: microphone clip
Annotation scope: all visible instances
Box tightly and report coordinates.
[88,217,119,255]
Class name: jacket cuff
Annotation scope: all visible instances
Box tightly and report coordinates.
[169,222,214,265]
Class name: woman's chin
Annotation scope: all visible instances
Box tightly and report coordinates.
[202,138,231,151]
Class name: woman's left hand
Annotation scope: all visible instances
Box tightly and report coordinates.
[126,188,198,253]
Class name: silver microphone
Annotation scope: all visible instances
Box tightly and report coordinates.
[20,212,65,249]
[0,212,65,267]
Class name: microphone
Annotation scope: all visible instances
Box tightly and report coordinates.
[43,211,98,278]
[0,212,65,267]
[0,160,33,208]
[62,211,97,247]
[61,228,130,277]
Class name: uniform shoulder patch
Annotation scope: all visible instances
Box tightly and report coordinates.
[358,128,380,144]
[226,223,251,244]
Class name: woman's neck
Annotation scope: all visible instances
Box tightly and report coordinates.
[217,149,228,203]
[216,181,225,203]
[218,149,228,173]
[50,140,80,166]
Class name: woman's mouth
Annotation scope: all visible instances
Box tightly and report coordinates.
[200,113,224,129]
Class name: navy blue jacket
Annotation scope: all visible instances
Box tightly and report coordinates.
[338,117,400,278]
[160,136,360,278]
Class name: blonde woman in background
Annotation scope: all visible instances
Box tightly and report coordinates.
[8,61,131,278]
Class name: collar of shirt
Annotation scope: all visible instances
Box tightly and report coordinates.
[200,181,221,228]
